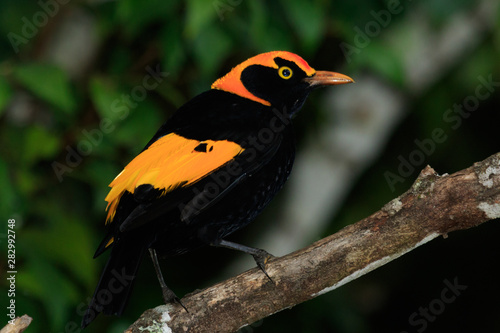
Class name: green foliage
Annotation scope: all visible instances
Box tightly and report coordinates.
[0,158,17,220]
[0,0,498,332]
[22,126,60,166]
[0,76,12,114]
[13,64,77,114]
[281,0,327,53]
[115,0,179,39]
[89,76,124,122]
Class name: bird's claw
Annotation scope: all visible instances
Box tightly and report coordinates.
[252,249,275,283]
[162,287,188,313]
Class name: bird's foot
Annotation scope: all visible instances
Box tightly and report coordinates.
[252,249,275,283]
[161,286,188,313]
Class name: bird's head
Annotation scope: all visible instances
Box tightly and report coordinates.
[211,51,353,114]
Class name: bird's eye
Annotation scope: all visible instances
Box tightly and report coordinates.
[278,66,293,80]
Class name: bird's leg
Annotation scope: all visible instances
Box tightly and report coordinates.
[148,248,188,312]
[212,239,275,282]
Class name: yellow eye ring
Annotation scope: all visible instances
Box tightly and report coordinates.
[278,66,293,80]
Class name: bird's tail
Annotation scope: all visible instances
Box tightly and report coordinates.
[81,238,146,328]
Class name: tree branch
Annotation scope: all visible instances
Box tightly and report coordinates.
[0,315,32,333]
[126,153,500,333]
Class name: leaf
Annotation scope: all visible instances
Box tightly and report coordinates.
[13,63,76,113]
[89,76,123,122]
[23,125,60,165]
[16,166,39,195]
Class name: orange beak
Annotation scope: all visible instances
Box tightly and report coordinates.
[303,71,354,87]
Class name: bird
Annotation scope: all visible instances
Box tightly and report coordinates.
[81,51,353,328]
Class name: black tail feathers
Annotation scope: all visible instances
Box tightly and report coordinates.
[81,240,146,328]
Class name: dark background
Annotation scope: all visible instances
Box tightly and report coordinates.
[1,0,499,332]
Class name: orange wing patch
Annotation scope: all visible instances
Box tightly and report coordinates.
[105,133,245,224]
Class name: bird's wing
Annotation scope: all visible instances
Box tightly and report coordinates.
[101,128,281,239]
[104,132,245,224]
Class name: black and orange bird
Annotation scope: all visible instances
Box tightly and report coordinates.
[81,51,353,328]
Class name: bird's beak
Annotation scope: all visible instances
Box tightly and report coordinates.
[303,71,354,87]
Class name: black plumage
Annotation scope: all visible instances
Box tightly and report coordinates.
[82,51,353,328]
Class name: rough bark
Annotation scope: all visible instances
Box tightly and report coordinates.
[126,152,500,333]
[0,316,33,333]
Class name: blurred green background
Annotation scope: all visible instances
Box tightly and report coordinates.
[1,0,499,332]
